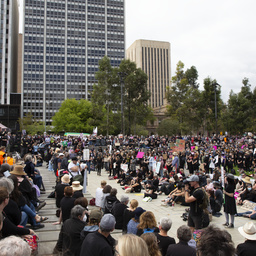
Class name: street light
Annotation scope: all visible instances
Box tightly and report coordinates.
[213,82,220,136]
[118,72,126,135]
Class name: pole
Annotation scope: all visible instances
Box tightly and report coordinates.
[121,79,123,135]
[214,83,218,135]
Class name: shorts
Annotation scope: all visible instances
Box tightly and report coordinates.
[188,214,203,229]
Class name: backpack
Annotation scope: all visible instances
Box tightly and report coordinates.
[143,228,155,234]
[105,199,118,214]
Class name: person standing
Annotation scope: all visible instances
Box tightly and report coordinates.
[185,175,204,232]
[223,174,237,228]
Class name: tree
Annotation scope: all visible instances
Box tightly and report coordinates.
[52,99,94,133]
[117,59,152,134]
[157,119,180,136]
[223,78,254,134]
[201,77,223,134]
[166,61,202,134]
[91,57,153,135]
[18,112,46,135]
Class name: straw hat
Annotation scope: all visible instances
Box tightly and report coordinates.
[10,165,27,176]
[242,176,252,184]
[61,174,70,184]
[173,152,178,156]
[71,181,83,191]
[238,222,256,240]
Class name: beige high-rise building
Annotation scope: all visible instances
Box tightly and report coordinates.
[126,39,171,109]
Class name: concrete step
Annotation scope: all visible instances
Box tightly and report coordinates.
[35,166,93,255]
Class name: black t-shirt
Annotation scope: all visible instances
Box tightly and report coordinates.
[190,188,204,216]
[215,189,223,204]
[156,233,176,256]
[60,196,76,222]
[55,183,69,208]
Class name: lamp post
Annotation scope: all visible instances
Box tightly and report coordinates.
[118,72,126,135]
[213,83,220,136]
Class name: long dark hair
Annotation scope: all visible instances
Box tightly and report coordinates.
[8,175,22,203]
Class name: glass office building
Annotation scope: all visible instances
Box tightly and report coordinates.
[0,0,20,129]
[22,0,125,124]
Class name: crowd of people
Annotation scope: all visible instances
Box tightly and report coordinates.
[0,132,256,255]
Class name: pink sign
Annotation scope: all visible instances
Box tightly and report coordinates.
[213,146,217,150]
[241,145,245,149]
[191,146,195,150]
[136,152,144,159]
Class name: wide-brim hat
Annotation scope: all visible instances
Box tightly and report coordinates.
[238,222,256,240]
[242,176,252,184]
[71,181,83,191]
[61,174,70,184]
[10,165,27,176]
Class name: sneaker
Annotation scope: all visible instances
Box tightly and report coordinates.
[226,224,234,228]
[36,201,46,211]
[223,222,229,227]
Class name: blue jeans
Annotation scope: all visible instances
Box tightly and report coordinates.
[87,161,91,174]
[33,174,42,189]
[236,211,256,219]
[20,211,28,227]
[21,203,37,226]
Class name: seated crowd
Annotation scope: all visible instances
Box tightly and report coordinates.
[1,134,256,256]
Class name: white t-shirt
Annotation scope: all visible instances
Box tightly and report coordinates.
[95,187,103,207]
[68,162,81,177]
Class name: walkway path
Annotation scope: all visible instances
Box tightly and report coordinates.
[37,164,248,255]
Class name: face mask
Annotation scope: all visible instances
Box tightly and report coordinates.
[83,215,87,222]
[248,187,252,191]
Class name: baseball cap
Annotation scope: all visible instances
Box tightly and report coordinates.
[134,207,145,220]
[186,175,199,182]
[100,214,116,230]
[90,209,102,221]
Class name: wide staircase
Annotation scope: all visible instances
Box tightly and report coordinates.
[35,166,94,256]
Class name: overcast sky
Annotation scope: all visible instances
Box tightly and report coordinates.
[127,0,256,103]
[19,0,256,103]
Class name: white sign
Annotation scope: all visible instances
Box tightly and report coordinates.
[221,166,225,188]
[83,149,90,161]
[154,161,160,174]
[121,164,128,173]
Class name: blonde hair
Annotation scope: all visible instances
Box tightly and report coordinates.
[117,234,149,256]
[141,233,161,256]
[137,211,157,230]
[130,199,138,209]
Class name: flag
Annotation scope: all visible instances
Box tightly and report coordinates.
[92,127,98,136]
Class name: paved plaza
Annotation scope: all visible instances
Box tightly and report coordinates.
[37,164,250,255]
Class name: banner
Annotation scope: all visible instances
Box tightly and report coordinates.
[170,139,185,152]
[136,152,144,159]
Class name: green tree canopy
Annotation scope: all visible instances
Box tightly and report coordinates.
[91,57,153,135]
[52,98,94,133]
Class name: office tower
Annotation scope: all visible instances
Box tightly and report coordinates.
[22,0,125,124]
[126,39,171,109]
[0,0,20,129]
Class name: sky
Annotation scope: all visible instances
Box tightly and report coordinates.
[18,0,256,103]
